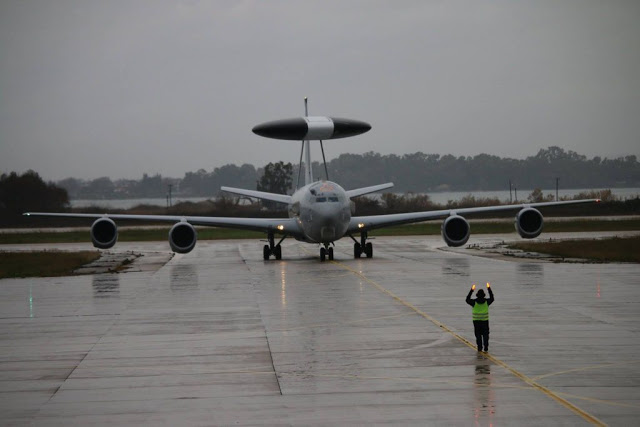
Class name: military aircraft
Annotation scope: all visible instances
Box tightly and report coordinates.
[25,99,599,261]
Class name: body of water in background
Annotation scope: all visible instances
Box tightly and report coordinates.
[70,187,640,209]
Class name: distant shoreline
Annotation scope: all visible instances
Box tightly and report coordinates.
[69,187,640,209]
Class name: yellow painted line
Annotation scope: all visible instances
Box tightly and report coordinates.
[554,391,640,409]
[533,360,640,381]
[332,259,608,427]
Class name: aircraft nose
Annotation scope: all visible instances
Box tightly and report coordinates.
[315,204,347,229]
[321,226,336,241]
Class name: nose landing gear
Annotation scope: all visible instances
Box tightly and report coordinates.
[320,244,334,262]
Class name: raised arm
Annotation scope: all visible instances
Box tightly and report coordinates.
[466,288,475,307]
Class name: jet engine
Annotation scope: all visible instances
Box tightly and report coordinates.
[515,208,543,239]
[169,222,197,254]
[91,218,118,249]
[441,215,470,247]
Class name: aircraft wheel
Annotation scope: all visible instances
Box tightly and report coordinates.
[320,247,326,262]
[365,242,373,258]
[275,245,282,260]
[328,247,334,260]
[263,245,270,260]
[354,243,362,258]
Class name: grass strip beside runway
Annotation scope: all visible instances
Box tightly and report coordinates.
[507,235,640,263]
[0,251,101,278]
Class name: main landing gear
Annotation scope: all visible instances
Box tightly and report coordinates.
[263,232,286,260]
[350,232,373,259]
[320,244,334,262]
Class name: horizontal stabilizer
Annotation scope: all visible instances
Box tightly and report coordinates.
[346,183,394,198]
[221,186,292,205]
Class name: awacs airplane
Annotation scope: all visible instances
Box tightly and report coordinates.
[25,100,599,261]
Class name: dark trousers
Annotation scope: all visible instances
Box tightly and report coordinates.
[473,320,490,351]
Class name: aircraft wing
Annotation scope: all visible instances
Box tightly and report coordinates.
[346,183,394,198]
[348,198,599,233]
[24,212,303,236]
[220,186,292,205]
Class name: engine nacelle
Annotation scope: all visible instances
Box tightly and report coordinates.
[169,222,197,254]
[515,207,544,239]
[441,215,470,247]
[91,218,118,249]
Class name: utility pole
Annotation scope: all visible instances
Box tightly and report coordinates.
[556,177,559,201]
[167,184,173,208]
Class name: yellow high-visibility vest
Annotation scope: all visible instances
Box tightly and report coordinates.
[472,301,489,321]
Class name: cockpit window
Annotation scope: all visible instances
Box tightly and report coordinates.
[316,197,327,202]
[328,197,339,202]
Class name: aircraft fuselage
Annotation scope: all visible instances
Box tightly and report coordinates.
[289,180,351,244]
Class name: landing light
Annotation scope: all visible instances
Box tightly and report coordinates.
[277,224,284,231]
[358,223,365,229]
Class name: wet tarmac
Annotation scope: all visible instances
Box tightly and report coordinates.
[1,234,639,425]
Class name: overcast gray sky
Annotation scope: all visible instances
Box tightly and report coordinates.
[1,0,639,181]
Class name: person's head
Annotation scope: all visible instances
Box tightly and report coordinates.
[476,289,485,298]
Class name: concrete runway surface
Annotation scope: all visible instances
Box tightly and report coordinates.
[1,234,639,425]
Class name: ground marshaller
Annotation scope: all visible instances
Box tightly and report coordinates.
[466,282,495,352]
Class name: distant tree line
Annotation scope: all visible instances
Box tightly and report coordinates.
[1,171,69,226]
[319,147,639,192]
[47,146,640,200]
